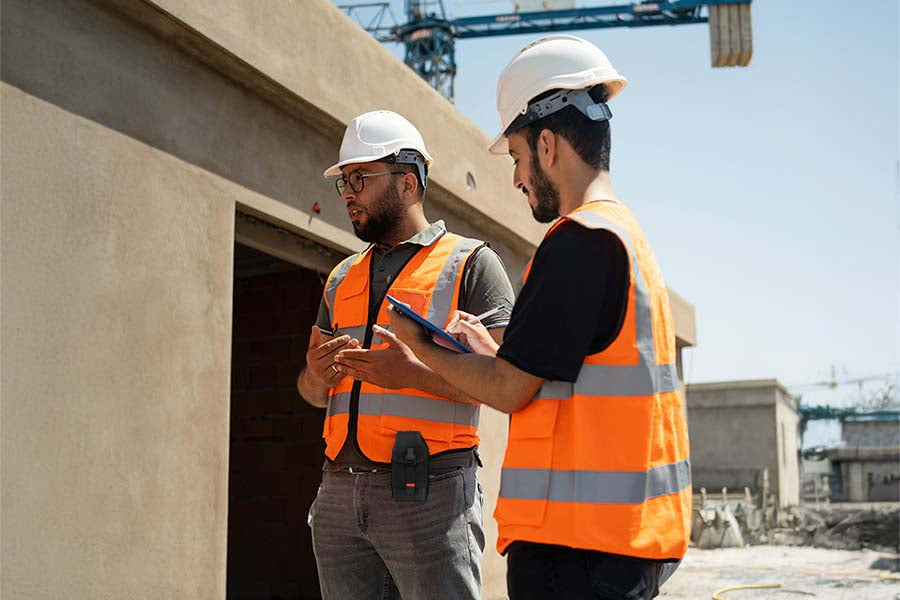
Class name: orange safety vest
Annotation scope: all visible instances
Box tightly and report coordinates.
[321,231,485,462]
[494,200,691,560]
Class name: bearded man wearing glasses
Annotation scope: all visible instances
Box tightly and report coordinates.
[297,110,514,600]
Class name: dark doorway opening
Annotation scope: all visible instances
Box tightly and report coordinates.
[227,242,327,599]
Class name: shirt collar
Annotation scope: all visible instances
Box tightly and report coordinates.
[373,220,446,253]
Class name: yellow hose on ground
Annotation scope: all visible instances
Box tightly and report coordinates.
[712,583,781,599]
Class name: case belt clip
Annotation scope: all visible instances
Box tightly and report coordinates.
[391,431,429,502]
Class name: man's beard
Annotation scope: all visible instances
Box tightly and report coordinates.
[529,153,561,223]
[353,183,405,243]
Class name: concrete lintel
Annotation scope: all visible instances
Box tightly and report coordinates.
[235,190,366,258]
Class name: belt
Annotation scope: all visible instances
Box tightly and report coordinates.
[324,447,481,474]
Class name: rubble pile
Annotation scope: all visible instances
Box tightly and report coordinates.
[768,504,900,553]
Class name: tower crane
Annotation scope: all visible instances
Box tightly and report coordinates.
[340,0,753,101]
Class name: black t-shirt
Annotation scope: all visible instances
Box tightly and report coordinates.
[497,220,629,382]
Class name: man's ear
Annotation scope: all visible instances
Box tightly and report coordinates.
[401,171,420,201]
[538,128,558,168]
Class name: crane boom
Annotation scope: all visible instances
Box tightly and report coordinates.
[452,1,712,39]
[340,1,752,100]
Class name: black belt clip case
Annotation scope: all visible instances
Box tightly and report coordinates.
[391,431,429,502]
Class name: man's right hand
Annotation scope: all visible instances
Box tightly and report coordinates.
[445,310,500,356]
[304,325,360,389]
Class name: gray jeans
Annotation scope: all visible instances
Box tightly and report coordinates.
[309,465,484,600]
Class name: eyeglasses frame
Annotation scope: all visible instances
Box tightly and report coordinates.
[335,169,408,196]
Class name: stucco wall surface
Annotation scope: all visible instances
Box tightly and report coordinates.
[775,395,800,506]
[106,0,550,258]
[688,404,776,480]
[1,84,234,598]
[843,421,900,448]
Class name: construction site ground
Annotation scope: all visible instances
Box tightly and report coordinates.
[660,545,900,600]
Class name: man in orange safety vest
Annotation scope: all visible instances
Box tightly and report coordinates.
[387,36,691,600]
[298,110,515,600]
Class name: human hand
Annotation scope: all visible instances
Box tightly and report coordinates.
[386,305,433,352]
[445,310,499,356]
[333,325,427,389]
[304,325,359,388]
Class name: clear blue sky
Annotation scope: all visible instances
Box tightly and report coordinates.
[338,1,899,442]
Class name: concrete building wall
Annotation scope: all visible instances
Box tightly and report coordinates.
[2,83,234,598]
[843,420,900,447]
[841,460,900,502]
[687,403,776,488]
[774,391,800,506]
[2,0,696,598]
[829,447,900,502]
[835,420,900,502]
[668,288,696,383]
[863,461,900,501]
[687,380,800,507]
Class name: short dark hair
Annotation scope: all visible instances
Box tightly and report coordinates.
[521,84,611,171]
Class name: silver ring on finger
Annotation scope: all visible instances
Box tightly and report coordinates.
[331,364,338,373]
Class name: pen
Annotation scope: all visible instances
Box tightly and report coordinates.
[473,305,506,322]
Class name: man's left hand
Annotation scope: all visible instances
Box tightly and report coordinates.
[333,323,428,389]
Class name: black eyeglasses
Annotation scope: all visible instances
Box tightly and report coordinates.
[335,170,406,196]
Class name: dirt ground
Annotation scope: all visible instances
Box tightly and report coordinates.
[659,545,900,600]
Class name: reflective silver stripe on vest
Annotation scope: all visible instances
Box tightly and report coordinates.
[324,255,358,315]
[534,209,676,399]
[328,391,479,427]
[500,459,691,504]
[538,362,679,399]
[426,236,483,326]
[327,391,351,418]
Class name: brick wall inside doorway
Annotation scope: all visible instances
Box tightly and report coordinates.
[228,243,328,600]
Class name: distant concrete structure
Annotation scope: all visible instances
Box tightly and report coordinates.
[842,417,900,447]
[686,379,800,508]
[800,457,833,505]
[827,415,900,502]
[2,1,696,598]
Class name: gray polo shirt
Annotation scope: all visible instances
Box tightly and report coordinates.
[315,220,515,467]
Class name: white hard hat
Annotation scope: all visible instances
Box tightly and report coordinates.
[488,35,627,154]
[324,110,434,184]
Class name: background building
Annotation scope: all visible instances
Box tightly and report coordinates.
[827,414,900,502]
[686,379,800,509]
[1,1,696,598]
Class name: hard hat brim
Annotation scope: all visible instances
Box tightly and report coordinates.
[487,132,509,155]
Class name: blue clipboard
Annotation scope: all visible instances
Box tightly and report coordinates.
[385,294,472,354]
